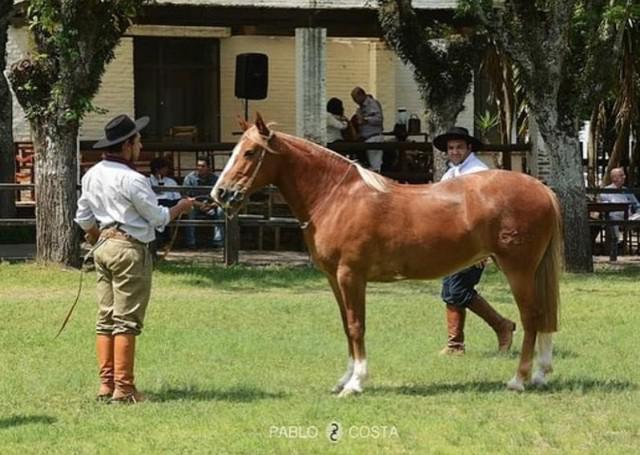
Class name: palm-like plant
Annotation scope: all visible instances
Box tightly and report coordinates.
[585,1,639,186]
[605,6,638,185]
[478,40,531,143]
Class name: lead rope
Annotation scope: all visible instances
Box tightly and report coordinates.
[156,212,183,262]
[55,236,108,338]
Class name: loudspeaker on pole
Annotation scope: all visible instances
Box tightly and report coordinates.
[235,53,269,100]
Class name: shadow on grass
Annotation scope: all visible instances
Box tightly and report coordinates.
[372,378,637,396]
[146,385,287,403]
[0,415,56,430]
[477,347,578,360]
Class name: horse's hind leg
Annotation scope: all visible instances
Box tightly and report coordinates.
[335,266,367,397]
[507,329,537,392]
[499,266,539,392]
[327,275,354,394]
[531,332,553,386]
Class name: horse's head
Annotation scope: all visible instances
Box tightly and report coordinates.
[211,113,280,216]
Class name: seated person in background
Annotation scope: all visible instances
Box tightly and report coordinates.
[183,158,224,249]
[351,86,384,172]
[148,158,181,246]
[149,158,181,207]
[326,97,349,144]
[599,167,640,242]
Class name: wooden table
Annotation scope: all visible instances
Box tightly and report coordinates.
[587,202,630,261]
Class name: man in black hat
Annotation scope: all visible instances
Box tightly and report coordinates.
[75,114,194,403]
[434,126,516,355]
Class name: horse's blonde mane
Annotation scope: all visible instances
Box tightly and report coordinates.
[243,126,390,193]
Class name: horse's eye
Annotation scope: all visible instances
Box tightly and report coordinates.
[245,149,257,159]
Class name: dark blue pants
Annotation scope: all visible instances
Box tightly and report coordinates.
[441,265,484,308]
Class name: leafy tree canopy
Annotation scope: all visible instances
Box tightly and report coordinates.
[10,0,147,128]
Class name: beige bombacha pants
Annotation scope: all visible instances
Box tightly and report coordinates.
[93,235,152,336]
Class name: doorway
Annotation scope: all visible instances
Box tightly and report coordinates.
[134,37,220,143]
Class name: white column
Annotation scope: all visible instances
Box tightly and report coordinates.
[295,28,326,145]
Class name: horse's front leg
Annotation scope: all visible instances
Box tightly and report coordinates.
[327,275,354,394]
[334,266,367,397]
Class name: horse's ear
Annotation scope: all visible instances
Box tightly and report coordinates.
[255,112,270,137]
[238,116,250,132]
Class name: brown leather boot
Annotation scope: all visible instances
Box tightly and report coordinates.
[468,295,516,353]
[112,334,145,404]
[439,305,466,355]
[96,334,114,401]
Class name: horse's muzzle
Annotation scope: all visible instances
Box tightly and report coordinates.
[213,186,246,215]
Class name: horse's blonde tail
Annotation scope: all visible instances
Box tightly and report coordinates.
[535,188,564,333]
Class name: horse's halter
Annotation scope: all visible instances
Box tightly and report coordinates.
[219,141,269,215]
[243,147,268,195]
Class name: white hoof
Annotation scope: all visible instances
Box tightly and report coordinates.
[506,376,525,392]
[337,386,362,398]
[331,383,345,394]
[531,371,548,387]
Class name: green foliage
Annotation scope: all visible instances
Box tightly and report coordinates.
[460,0,639,132]
[475,109,499,137]
[8,0,148,127]
[378,0,485,115]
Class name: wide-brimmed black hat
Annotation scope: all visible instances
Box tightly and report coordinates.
[433,126,483,152]
[93,114,149,149]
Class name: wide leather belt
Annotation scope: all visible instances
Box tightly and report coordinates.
[100,227,149,248]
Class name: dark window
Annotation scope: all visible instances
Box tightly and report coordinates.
[134,37,220,142]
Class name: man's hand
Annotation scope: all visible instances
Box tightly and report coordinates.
[169,197,195,221]
[177,197,195,213]
[84,225,100,246]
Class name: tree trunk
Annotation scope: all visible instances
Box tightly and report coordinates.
[533,114,592,272]
[32,121,80,265]
[427,103,465,182]
[0,8,15,218]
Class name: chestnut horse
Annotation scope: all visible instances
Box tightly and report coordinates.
[212,115,563,396]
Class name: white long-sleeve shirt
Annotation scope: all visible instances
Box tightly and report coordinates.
[441,152,488,181]
[327,113,348,143]
[75,160,170,243]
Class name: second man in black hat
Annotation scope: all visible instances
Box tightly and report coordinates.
[434,126,516,355]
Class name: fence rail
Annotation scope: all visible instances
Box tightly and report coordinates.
[14,140,623,266]
[0,181,300,265]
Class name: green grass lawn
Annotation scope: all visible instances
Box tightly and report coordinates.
[0,260,638,454]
